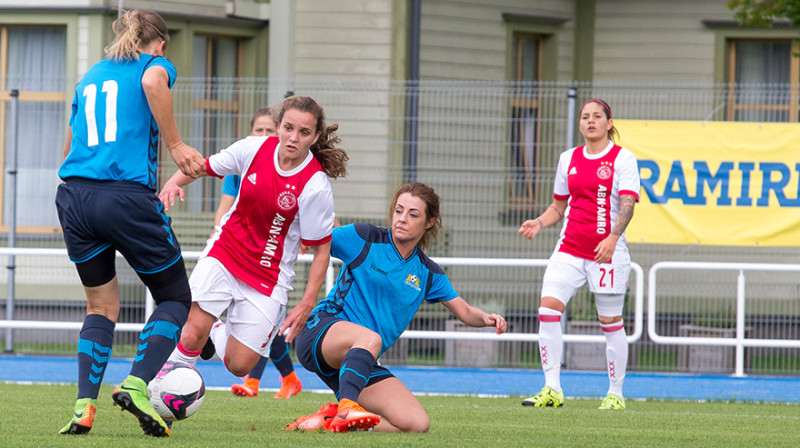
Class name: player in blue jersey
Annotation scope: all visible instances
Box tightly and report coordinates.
[206,105,304,400]
[55,9,205,438]
[285,182,508,433]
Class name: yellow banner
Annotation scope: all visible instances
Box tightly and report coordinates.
[615,119,800,246]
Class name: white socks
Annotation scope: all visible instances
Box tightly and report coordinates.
[169,341,199,366]
[538,307,563,392]
[601,320,627,398]
[208,320,228,364]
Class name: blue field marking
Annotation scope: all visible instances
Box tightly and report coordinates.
[2,355,799,403]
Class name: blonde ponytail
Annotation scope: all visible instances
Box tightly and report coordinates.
[105,10,169,62]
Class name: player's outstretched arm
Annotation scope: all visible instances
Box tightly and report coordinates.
[442,297,507,334]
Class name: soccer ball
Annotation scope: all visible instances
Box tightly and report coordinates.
[147,362,205,421]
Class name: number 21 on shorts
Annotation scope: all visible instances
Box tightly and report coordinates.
[599,267,614,288]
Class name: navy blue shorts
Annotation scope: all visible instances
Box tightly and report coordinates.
[296,311,394,396]
[55,178,183,275]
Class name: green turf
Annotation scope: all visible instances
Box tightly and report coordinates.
[2,383,798,447]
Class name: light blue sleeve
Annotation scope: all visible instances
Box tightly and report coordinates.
[221,175,240,196]
[425,272,459,304]
[331,224,365,265]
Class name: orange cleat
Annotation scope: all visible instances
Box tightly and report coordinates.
[327,398,380,433]
[274,372,302,399]
[231,376,259,398]
[283,402,338,431]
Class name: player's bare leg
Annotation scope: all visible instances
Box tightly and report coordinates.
[358,377,429,433]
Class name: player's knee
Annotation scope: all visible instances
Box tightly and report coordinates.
[400,413,430,433]
[225,358,253,377]
[179,321,210,350]
[362,332,382,358]
[598,315,622,325]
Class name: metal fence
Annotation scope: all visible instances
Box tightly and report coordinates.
[1,79,799,375]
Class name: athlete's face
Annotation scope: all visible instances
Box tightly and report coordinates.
[277,109,320,168]
[579,102,613,143]
[391,193,433,246]
[251,115,278,137]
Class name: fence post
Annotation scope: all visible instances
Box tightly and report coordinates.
[567,86,577,149]
[735,270,746,377]
[5,89,20,353]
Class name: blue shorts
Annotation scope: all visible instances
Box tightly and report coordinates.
[296,311,394,395]
[55,178,183,274]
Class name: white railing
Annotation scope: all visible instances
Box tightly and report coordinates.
[648,261,800,377]
[0,247,645,345]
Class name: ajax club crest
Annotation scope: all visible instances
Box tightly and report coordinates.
[596,161,613,180]
[278,184,297,211]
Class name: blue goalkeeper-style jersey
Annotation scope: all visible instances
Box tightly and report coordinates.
[59,54,177,191]
[313,223,459,356]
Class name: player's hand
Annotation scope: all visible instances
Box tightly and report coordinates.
[159,181,184,211]
[486,313,507,335]
[593,234,619,264]
[280,301,314,343]
[518,219,544,240]
[298,243,310,255]
[169,142,206,179]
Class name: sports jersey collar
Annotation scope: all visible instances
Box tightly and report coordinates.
[273,141,314,176]
[387,229,419,261]
[581,140,614,160]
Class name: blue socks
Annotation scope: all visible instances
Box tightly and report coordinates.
[76,314,114,399]
[338,347,375,402]
[130,300,187,382]
[268,334,294,377]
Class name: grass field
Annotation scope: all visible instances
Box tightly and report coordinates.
[2,383,799,447]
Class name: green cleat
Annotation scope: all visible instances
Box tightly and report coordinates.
[598,393,626,410]
[112,375,171,437]
[521,386,565,408]
[60,397,97,435]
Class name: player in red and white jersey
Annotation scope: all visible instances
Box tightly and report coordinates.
[519,99,639,411]
[158,96,348,381]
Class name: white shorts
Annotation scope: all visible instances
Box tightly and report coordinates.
[541,251,630,317]
[189,256,286,357]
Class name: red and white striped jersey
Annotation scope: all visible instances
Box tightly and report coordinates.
[203,135,335,303]
[552,141,640,262]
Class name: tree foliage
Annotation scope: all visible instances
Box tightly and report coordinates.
[728,0,800,27]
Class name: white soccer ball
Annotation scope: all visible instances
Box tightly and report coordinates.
[147,362,205,421]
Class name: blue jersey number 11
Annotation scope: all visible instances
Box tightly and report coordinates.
[82,80,118,147]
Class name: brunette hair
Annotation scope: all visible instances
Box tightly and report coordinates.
[580,98,620,143]
[279,96,348,179]
[105,10,169,61]
[249,106,275,130]
[387,182,442,251]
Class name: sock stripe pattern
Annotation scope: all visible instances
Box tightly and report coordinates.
[134,320,180,362]
[78,339,112,384]
[602,320,628,391]
[338,347,375,402]
[131,301,185,382]
[76,314,115,399]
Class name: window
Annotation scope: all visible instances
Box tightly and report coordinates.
[727,39,800,122]
[185,35,242,212]
[508,33,541,210]
[0,26,66,231]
